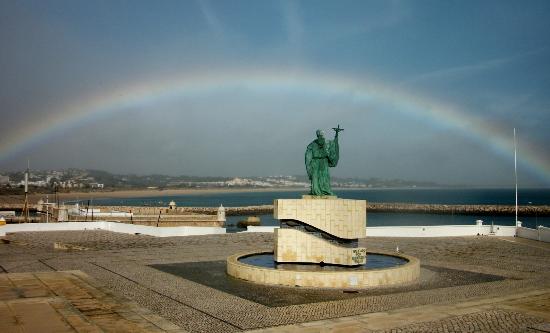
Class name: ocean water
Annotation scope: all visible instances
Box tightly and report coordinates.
[90,188,550,231]
[91,188,550,207]
[224,212,549,232]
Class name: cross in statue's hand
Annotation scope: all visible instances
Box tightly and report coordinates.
[332,124,344,134]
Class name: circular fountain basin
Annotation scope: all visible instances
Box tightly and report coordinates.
[227,250,420,288]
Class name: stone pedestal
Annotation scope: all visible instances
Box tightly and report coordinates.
[274,196,367,266]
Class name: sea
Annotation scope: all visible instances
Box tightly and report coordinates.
[90,188,550,232]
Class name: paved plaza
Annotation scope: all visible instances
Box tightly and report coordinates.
[1,230,549,332]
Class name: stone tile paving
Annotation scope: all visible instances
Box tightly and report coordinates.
[1,231,550,332]
[0,271,186,332]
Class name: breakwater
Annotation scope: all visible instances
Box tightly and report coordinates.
[365,203,550,216]
[2,203,549,216]
[90,205,275,216]
[94,203,550,216]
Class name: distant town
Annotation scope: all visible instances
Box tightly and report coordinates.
[0,168,440,193]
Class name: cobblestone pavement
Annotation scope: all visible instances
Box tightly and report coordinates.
[1,231,550,332]
[249,289,550,332]
[377,310,543,333]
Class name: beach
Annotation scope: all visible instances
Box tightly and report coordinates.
[0,187,308,204]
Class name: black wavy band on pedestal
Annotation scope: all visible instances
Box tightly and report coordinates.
[280,219,358,248]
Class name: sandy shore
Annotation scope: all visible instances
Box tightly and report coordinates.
[0,187,308,204]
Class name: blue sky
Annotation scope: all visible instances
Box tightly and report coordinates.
[1,0,549,186]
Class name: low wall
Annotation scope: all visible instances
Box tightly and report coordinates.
[2,222,546,242]
[367,225,516,237]
[517,226,550,243]
[115,220,223,227]
[245,225,517,237]
[0,222,225,237]
[0,222,107,236]
[227,250,420,288]
[517,227,539,241]
[540,226,550,243]
[101,223,226,237]
[67,215,223,227]
[246,226,279,233]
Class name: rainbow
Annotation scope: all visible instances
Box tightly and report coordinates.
[1,68,549,182]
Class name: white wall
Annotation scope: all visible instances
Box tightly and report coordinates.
[102,222,225,237]
[244,226,279,233]
[517,226,550,243]
[539,226,550,243]
[517,226,539,241]
[0,222,106,236]
[0,222,225,237]
[366,225,516,237]
[2,222,545,242]
[245,225,517,237]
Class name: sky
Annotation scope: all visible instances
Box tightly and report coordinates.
[0,0,549,187]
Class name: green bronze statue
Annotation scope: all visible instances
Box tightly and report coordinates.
[305,125,344,196]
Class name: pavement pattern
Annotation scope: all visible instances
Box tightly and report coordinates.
[0,271,185,332]
[1,230,550,332]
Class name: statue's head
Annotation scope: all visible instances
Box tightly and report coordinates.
[316,129,325,146]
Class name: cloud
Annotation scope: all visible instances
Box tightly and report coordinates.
[401,47,549,86]
[282,1,304,49]
[1,1,549,186]
[312,0,411,42]
[197,0,224,36]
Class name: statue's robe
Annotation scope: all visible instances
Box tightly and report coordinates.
[305,137,339,196]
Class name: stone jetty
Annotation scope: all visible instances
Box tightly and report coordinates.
[2,203,549,217]
[95,203,550,216]
[366,202,550,216]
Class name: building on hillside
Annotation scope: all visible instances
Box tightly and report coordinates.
[0,175,9,185]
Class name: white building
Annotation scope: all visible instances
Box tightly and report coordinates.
[225,177,273,187]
